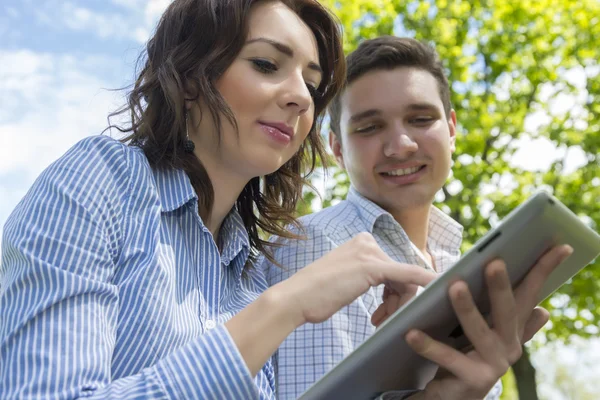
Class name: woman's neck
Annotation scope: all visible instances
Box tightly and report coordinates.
[201,163,249,241]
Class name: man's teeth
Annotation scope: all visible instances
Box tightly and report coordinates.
[384,166,422,176]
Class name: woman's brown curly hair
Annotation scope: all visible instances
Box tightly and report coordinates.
[107,0,346,267]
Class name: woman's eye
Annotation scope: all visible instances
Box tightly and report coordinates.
[252,59,278,74]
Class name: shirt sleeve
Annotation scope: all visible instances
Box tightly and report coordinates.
[0,136,257,400]
[262,222,337,287]
[484,380,503,400]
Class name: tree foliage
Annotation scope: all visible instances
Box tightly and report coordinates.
[319,0,599,344]
[309,0,600,397]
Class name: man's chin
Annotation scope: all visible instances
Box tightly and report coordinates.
[382,189,437,211]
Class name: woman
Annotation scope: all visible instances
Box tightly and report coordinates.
[0,0,435,398]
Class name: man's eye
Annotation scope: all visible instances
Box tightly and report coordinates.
[410,117,435,124]
[251,59,278,74]
[356,124,379,134]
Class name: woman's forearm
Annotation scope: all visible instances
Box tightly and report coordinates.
[225,282,302,377]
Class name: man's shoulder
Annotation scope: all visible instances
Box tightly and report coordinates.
[296,200,357,237]
[261,200,361,284]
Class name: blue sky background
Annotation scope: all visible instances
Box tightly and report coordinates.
[1,0,171,237]
[0,2,598,398]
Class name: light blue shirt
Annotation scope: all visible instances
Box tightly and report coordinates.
[263,187,502,400]
[0,135,275,399]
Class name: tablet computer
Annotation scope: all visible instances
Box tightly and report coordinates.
[299,191,600,400]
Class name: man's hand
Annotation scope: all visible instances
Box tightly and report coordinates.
[405,244,573,400]
[279,232,437,327]
[371,284,422,328]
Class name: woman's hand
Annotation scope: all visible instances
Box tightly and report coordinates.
[227,232,435,377]
[277,232,437,328]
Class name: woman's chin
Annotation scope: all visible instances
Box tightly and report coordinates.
[244,156,289,178]
[239,166,280,183]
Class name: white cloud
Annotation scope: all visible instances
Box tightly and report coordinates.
[110,0,147,9]
[134,27,151,44]
[109,0,172,27]
[30,0,167,44]
[60,3,140,41]
[0,50,125,172]
[0,49,126,238]
[145,0,172,25]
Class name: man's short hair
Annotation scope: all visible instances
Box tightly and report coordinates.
[329,36,452,138]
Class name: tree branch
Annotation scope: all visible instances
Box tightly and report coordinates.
[512,346,540,400]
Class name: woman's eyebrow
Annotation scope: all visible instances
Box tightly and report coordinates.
[245,37,323,76]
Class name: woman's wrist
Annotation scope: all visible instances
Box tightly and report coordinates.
[266,278,308,329]
[224,282,303,376]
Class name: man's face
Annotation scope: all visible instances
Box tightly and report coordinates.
[331,67,456,213]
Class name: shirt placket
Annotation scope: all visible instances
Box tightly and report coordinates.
[194,220,222,333]
[408,241,435,271]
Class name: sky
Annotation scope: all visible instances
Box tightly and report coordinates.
[0,1,597,398]
[0,0,591,236]
[1,0,171,238]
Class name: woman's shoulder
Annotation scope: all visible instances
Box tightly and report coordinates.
[46,135,153,187]
[63,134,147,169]
[23,135,155,211]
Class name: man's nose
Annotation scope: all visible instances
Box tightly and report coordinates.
[383,126,418,158]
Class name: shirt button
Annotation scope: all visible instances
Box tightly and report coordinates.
[205,320,216,330]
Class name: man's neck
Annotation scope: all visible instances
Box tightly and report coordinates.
[390,205,431,257]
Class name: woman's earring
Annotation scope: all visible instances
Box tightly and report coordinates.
[183,112,195,153]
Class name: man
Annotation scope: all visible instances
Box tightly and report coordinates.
[262,36,570,399]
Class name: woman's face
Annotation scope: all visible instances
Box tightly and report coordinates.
[189,1,322,183]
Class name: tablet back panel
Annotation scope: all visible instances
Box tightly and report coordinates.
[299,192,600,400]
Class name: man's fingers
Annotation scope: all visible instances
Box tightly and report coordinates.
[382,286,391,301]
[373,285,421,327]
[486,260,519,346]
[521,307,550,343]
[371,303,387,327]
[406,329,479,385]
[372,291,401,327]
[448,281,504,364]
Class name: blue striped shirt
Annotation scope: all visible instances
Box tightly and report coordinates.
[0,135,275,399]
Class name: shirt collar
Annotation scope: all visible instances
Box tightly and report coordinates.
[151,166,197,212]
[346,185,463,249]
[151,165,250,272]
[428,205,463,250]
[220,208,250,268]
[346,186,391,232]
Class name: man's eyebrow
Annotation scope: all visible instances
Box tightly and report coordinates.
[245,37,323,75]
[349,109,382,124]
[348,103,441,124]
[406,102,439,111]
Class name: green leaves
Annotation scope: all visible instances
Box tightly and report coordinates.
[310,0,600,344]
